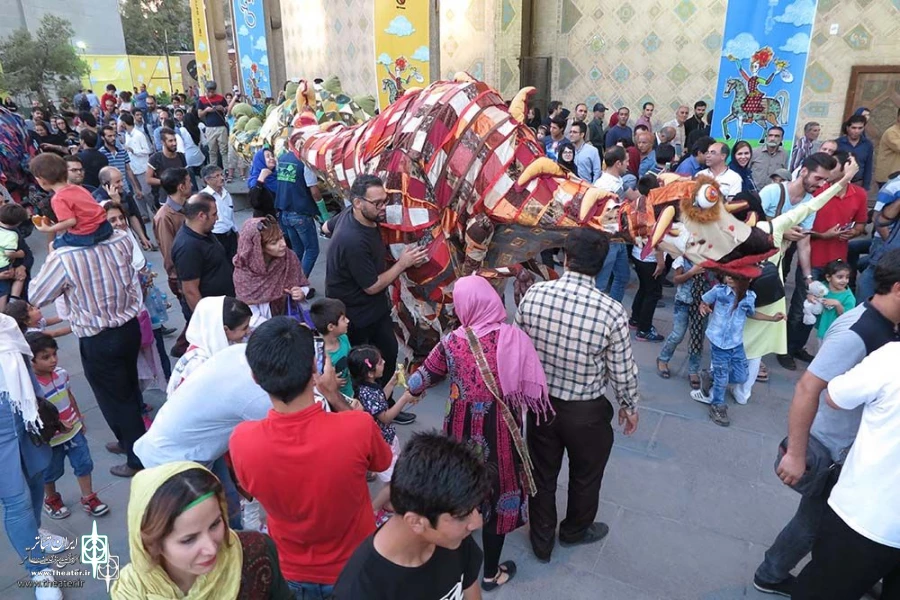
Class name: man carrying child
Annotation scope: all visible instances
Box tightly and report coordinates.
[29,184,146,478]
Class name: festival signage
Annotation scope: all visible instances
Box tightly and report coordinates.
[373,0,431,110]
[232,0,272,105]
[189,0,214,88]
[710,0,818,153]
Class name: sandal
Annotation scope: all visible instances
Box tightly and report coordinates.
[481,561,517,591]
[756,362,769,382]
[689,374,701,390]
[656,360,671,379]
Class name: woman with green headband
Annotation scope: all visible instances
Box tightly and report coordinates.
[112,461,293,599]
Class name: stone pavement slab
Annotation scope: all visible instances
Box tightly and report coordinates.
[2,217,824,599]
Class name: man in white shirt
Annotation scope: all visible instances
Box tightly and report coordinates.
[664,105,689,159]
[793,341,900,599]
[593,146,634,302]
[201,164,239,260]
[594,146,627,196]
[120,111,154,221]
[697,142,743,197]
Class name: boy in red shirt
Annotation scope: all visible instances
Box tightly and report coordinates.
[230,317,392,597]
[29,153,113,248]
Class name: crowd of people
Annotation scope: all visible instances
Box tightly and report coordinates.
[0,79,899,600]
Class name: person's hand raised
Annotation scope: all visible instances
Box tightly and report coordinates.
[841,155,859,183]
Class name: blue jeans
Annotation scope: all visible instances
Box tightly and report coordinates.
[280,211,321,277]
[0,405,48,575]
[53,220,113,249]
[755,473,837,584]
[709,344,748,406]
[207,457,243,531]
[658,301,701,373]
[287,581,334,599]
[856,267,876,305]
[595,243,630,302]
[44,431,93,483]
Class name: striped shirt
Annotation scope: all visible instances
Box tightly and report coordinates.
[29,231,142,338]
[515,271,640,409]
[99,143,133,193]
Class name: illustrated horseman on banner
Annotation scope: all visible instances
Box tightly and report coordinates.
[721,46,793,142]
[380,56,425,105]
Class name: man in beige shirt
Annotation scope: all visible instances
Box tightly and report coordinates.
[876,107,900,186]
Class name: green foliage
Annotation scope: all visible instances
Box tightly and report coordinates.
[0,15,89,101]
[119,0,194,56]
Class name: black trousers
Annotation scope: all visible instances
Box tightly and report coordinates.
[527,397,615,557]
[482,529,505,579]
[631,259,662,332]
[794,506,900,599]
[348,315,398,389]
[214,230,238,262]
[79,318,145,469]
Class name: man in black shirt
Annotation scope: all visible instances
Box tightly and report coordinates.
[323,175,427,423]
[146,127,187,208]
[683,100,708,140]
[171,193,235,313]
[77,129,109,189]
[333,432,489,599]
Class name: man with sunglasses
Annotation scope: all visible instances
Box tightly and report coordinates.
[323,175,428,423]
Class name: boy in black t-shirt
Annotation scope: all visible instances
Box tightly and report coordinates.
[333,432,493,600]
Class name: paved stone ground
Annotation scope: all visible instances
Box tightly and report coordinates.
[1,202,823,599]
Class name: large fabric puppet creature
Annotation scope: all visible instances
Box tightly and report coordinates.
[0,106,38,203]
[288,75,841,359]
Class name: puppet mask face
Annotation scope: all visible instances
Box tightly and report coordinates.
[695,184,719,210]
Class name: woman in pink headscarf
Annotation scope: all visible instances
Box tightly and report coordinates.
[402,275,553,591]
[232,215,310,329]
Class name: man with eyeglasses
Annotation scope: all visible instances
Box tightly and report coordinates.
[64,155,91,190]
[322,174,428,423]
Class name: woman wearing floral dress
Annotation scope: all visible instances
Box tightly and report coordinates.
[402,275,553,591]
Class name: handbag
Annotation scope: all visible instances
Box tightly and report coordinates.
[463,327,537,496]
[750,184,786,306]
[774,435,838,497]
[285,295,316,331]
[750,259,785,307]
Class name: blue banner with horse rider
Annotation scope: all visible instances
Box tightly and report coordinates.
[710,0,817,153]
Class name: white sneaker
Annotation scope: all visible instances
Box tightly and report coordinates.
[37,529,70,555]
[31,568,63,600]
[690,389,712,404]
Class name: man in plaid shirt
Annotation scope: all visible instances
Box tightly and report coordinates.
[516,228,640,562]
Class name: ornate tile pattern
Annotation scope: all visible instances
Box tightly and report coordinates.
[843,24,873,50]
[276,0,899,141]
[281,0,377,99]
[800,1,900,135]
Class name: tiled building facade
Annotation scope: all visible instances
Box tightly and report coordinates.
[281,0,899,138]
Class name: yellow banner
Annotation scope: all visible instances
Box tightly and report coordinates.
[373,0,431,110]
[190,0,214,87]
[80,56,183,96]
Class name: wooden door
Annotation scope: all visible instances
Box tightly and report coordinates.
[843,65,900,163]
